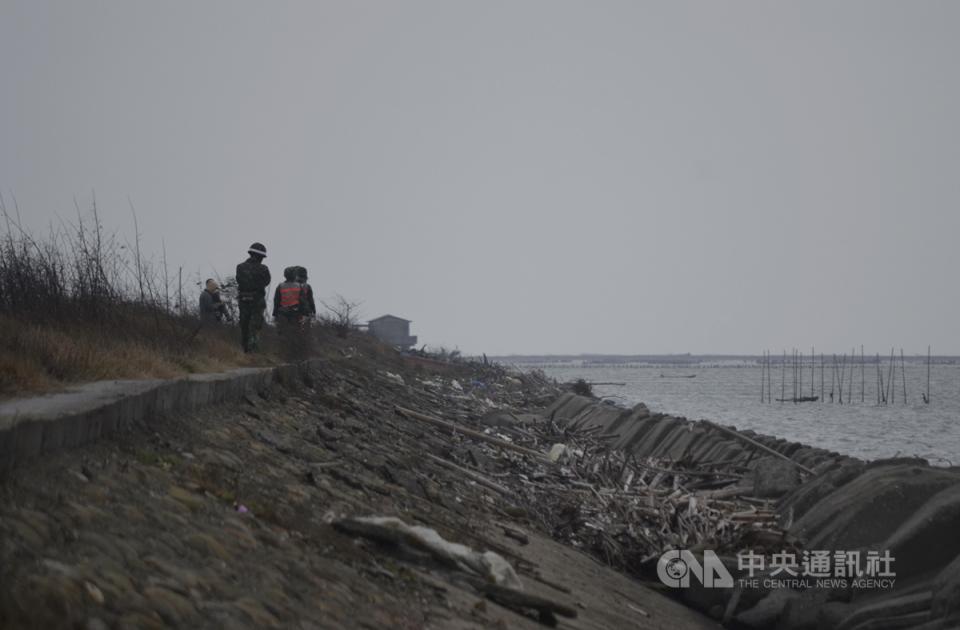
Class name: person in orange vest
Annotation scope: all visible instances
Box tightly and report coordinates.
[273,266,305,328]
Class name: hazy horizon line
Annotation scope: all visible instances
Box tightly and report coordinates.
[487,351,955,359]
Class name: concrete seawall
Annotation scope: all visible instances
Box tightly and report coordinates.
[545,392,856,476]
[0,359,322,473]
[545,393,960,629]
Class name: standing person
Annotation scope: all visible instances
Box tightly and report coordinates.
[273,266,304,329]
[296,266,317,320]
[198,279,229,324]
[273,266,310,359]
[236,242,271,352]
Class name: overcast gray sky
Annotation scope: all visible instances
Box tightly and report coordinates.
[2,1,958,355]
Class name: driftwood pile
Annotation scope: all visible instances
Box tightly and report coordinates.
[308,354,796,618]
[394,383,790,582]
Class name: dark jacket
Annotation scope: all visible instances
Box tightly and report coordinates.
[300,283,316,316]
[236,257,271,302]
[199,289,227,323]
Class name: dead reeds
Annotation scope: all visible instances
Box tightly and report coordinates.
[0,195,254,395]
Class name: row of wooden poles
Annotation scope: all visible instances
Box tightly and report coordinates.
[759,346,932,405]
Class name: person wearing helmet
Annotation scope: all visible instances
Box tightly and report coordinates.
[295,266,316,319]
[236,242,271,352]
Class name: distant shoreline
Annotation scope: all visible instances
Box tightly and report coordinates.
[491,353,960,367]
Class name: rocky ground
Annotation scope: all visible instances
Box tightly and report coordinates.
[0,337,717,629]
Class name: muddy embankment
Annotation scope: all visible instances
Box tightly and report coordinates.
[548,393,960,629]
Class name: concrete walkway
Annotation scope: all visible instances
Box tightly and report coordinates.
[0,360,320,473]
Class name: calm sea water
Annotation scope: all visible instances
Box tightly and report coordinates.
[527,363,960,465]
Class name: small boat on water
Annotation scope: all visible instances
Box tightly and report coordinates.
[660,374,697,379]
[776,396,819,403]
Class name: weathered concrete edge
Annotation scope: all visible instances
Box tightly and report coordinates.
[0,359,322,473]
[543,392,858,474]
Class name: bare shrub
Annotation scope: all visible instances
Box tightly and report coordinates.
[0,195,260,394]
[319,294,362,337]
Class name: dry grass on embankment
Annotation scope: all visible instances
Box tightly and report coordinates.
[0,310,266,397]
[0,311,396,397]
[0,200,385,398]
[0,200,290,398]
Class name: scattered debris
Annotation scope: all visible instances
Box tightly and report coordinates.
[84,581,105,605]
[500,524,530,546]
[383,372,406,386]
[461,575,577,627]
[333,516,523,589]
[546,443,570,463]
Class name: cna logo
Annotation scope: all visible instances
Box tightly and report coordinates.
[657,550,734,588]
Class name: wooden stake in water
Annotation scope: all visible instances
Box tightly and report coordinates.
[790,348,797,402]
[838,353,846,404]
[900,349,907,404]
[830,354,837,403]
[820,353,825,403]
[766,350,770,404]
[925,345,931,404]
[795,349,799,402]
[882,350,888,404]
[874,353,879,405]
[841,350,846,404]
[878,353,886,404]
[790,349,795,402]
[811,346,815,399]
[760,351,765,403]
[768,350,772,403]
[762,351,767,403]
[876,353,882,405]
[797,349,802,402]
[888,348,896,405]
[781,350,786,403]
[860,344,867,402]
[849,347,856,405]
